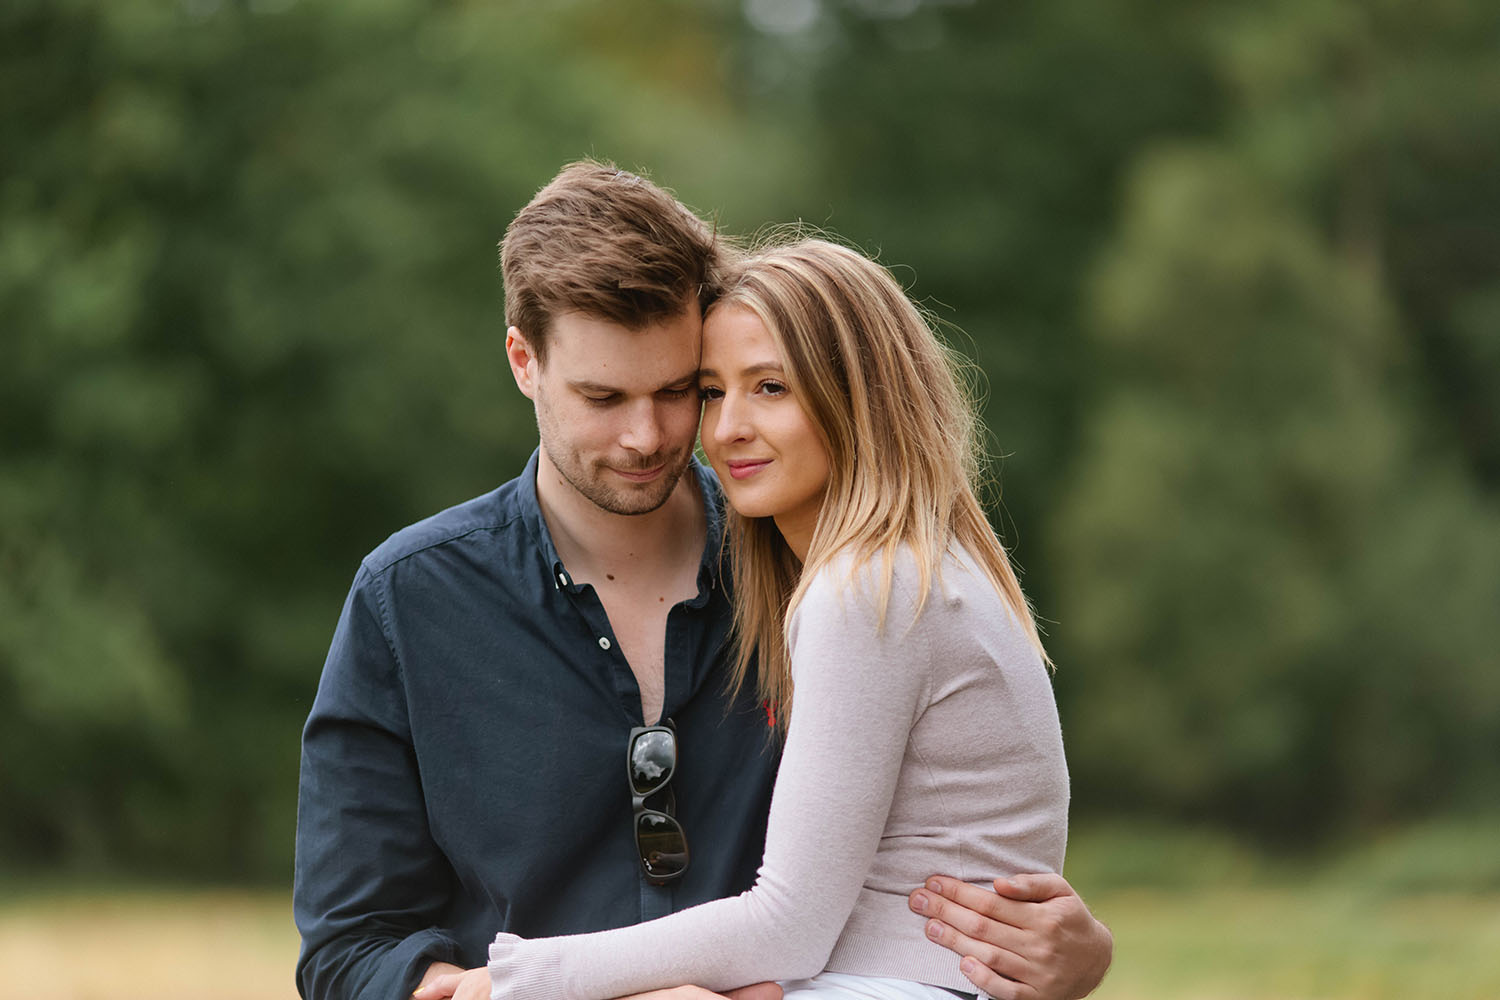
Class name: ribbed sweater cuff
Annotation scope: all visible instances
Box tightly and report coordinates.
[488,934,561,1000]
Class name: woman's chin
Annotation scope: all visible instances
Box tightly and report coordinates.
[722,491,779,521]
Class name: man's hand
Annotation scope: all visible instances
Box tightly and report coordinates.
[413,970,783,1000]
[910,873,1112,1000]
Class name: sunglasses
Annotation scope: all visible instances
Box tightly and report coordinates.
[627,721,691,885]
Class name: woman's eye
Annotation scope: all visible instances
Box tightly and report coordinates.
[760,380,788,396]
[699,386,724,401]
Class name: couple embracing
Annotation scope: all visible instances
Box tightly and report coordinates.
[294,162,1113,1000]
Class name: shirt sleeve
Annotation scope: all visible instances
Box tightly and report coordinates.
[294,563,463,1000]
[487,561,930,1000]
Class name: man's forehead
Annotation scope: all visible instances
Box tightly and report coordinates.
[545,310,702,375]
[549,308,702,340]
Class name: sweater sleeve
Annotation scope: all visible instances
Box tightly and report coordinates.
[487,562,930,1000]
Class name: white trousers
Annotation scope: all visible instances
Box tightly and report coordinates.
[779,971,987,1000]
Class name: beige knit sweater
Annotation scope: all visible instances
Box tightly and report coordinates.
[488,544,1069,1000]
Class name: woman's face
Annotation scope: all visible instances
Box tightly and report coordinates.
[698,304,830,560]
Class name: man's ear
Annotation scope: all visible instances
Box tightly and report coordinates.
[505,326,541,400]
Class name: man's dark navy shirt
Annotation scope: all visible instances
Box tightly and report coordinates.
[294,451,779,1000]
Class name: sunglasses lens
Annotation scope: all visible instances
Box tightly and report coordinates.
[629,729,676,797]
[627,723,688,884]
[636,811,689,881]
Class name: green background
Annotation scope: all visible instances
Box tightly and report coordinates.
[3,0,1497,886]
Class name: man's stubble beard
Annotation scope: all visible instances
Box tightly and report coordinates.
[535,399,691,516]
[542,438,690,516]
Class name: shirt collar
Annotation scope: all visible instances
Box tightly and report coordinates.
[517,448,726,601]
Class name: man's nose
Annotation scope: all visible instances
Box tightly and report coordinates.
[620,401,664,455]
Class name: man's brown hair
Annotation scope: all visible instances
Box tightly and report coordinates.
[500,160,721,361]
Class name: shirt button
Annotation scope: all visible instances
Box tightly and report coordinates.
[598,636,612,650]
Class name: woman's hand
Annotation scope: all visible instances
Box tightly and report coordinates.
[414,974,784,1000]
[619,988,782,1000]
[413,967,488,1000]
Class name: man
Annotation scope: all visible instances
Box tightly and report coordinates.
[295,161,1112,1000]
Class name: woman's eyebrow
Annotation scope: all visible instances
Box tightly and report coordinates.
[697,362,785,379]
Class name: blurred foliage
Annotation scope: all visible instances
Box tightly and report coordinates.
[1051,0,1500,840]
[1066,812,1500,894]
[1,0,1496,879]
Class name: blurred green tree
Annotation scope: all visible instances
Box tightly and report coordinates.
[2,0,1495,876]
[0,0,795,877]
[1051,0,1500,838]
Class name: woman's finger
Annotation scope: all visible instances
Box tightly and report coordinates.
[414,971,463,998]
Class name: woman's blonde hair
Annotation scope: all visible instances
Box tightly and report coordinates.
[712,238,1049,730]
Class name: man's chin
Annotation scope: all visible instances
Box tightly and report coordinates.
[587,458,690,515]
[595,487,676,516]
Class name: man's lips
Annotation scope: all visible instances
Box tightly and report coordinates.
[612,464,665,483]
[725,459,771,480]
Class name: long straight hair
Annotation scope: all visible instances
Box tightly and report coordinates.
[713,239,1050,730]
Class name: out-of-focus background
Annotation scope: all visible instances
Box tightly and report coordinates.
[3,0,1498,997]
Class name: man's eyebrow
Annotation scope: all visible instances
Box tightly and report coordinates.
[567,380,622,394]
[697,362,785,379]
[567,373,699,394]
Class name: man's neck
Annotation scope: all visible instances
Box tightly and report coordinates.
[534,452,706,584]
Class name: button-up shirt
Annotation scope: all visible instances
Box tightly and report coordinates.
[294,451,779,1000]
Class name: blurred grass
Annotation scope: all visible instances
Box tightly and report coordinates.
[0,886,299,1000]
[1068,815,1500,999]
[1093,887,1500,1000]
[2,818,1497,1000]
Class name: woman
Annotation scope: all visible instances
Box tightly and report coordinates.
[431,238,1068,1000]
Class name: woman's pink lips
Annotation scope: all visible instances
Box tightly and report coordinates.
[726,460,771,480]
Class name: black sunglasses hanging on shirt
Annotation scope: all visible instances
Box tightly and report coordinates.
[627,720,691,885]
